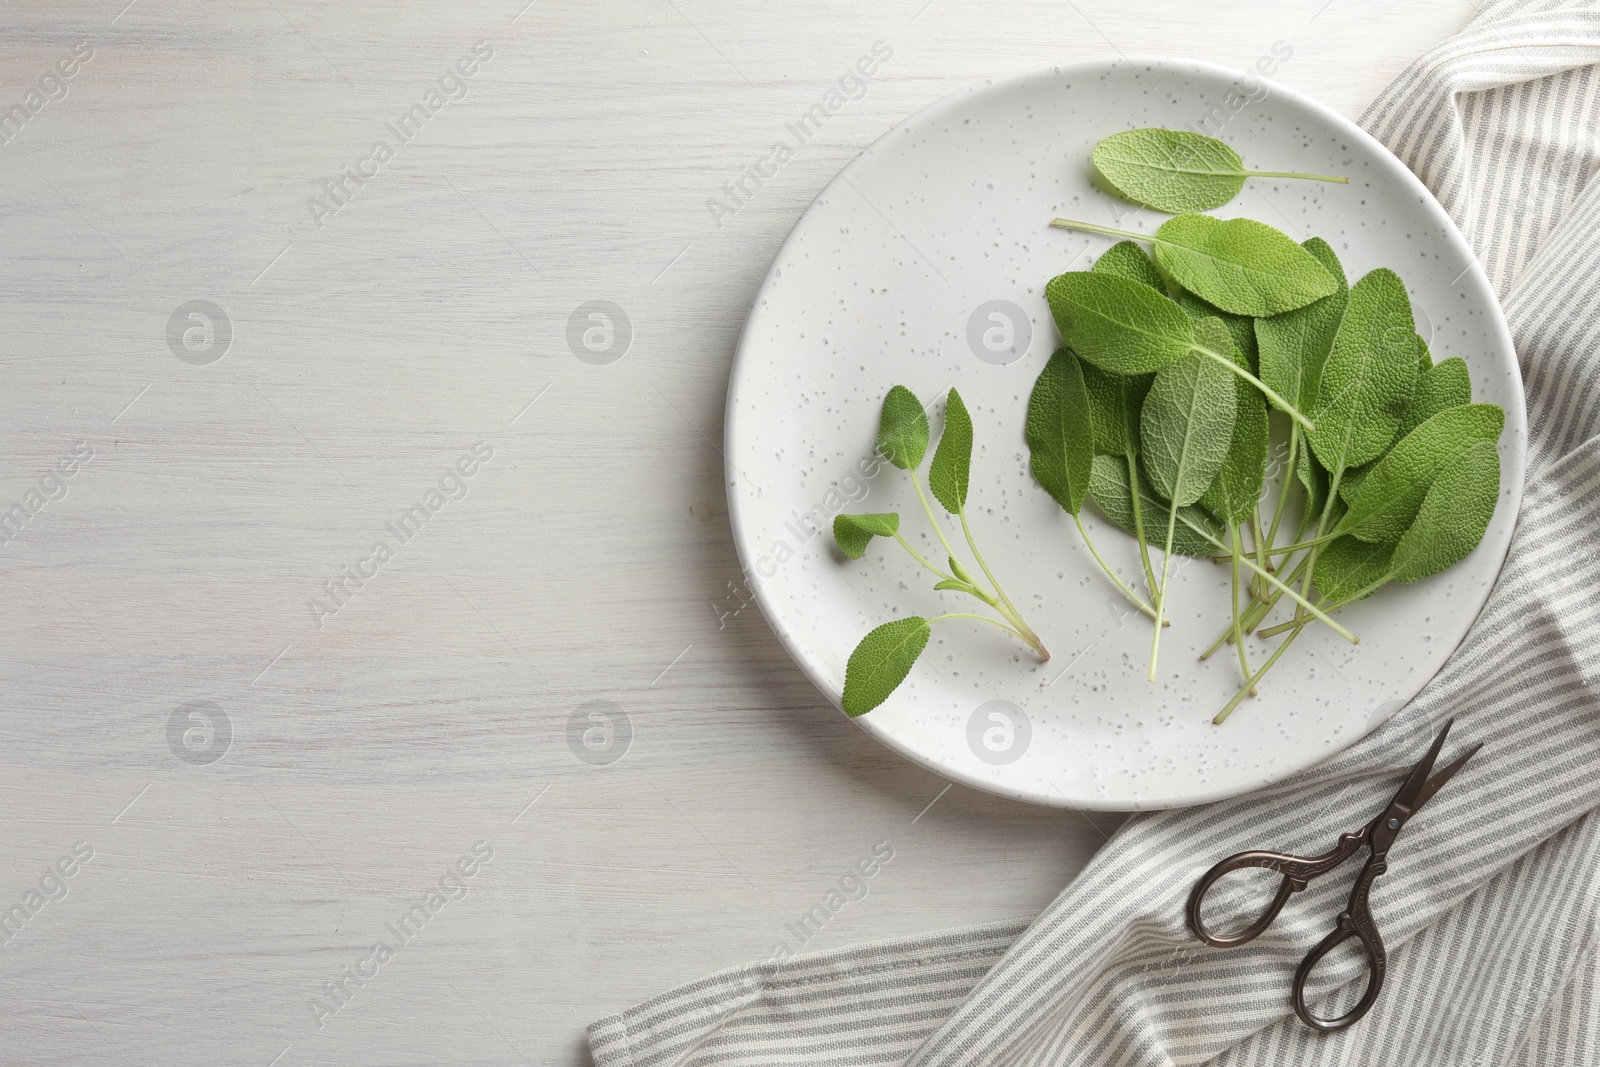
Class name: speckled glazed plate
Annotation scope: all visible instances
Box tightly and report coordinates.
[724,56,1525,810]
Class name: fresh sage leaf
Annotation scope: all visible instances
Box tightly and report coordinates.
[1389,440,1501,583]
[842,616,931,716]
[948,555,976,586]
[1199,329,1269,525]
[877,385,930,471]
[928,388,973,514]
[1337,403,1504,543]
[1088,454,1221,557]
[1047,271,1195,375]
[1050,214,1340,316]
[1139,322,1239,508]
[1082,243,1161,451]
[1091,127,1349,214]
[1397,355,1472,440]
[833,513,900,559]
[1092,239,1167,292]
[1026,348,1095,515]
[1256,237,1349,415]
[1314,536,1395,604]
[1140,337,1240,680]
[1150,214,1338,316]
[1307,268,1421,476]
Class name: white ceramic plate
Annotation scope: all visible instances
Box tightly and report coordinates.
[725,56,1525,810]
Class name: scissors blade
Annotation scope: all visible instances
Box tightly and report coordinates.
[1412,741,1482,812]
[1386,718,1455,816]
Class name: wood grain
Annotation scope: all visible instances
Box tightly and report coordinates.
[0,1,1472,1062]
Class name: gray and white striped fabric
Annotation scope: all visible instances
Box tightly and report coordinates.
[589,3,1600,1063]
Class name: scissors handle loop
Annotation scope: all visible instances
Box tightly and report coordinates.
[1186,831,1368,948]
[1290,864,1389,1033]
[1187,850,1302,947]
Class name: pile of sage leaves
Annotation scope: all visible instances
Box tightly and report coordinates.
[831,127,1505,723]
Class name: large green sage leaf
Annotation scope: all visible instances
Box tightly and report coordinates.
[1139,322,1238,508]
[1389,440,1501,583]
[1307,268,1421,476]
[1047,271,1194,376]
[1338,403,1504,543]
[1149,214,1339,316]
[1026,349,1095,516]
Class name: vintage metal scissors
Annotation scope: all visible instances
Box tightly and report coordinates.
[1186,719,1481,1032]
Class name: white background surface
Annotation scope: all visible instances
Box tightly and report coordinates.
[0,2,1476,1064]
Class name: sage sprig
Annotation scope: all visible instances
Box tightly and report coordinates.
[836,385,1048,717]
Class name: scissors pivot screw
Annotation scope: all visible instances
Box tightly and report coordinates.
[1386,818,1399,829]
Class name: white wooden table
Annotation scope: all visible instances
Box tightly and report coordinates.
[0,2,1475,1063]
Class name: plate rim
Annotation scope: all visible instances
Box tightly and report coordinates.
[723,54,1527,810]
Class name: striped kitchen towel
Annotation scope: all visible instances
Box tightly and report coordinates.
[589,3,1600,1064]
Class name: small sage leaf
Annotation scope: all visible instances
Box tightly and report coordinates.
[1091,128,1348,214]
[877,385,930,470]
[948,556,976,585]
[1150,214,1339,317]
[1389,440,1501,583]
[1026,348,1095,516]
[1397,355,1472,440]
[933,578,975,594]
[1089,454,1220,557]
[928,388,974,514]
[842,617,931,716]
[1338,403,1504,543]
[1140,322,1238,508]
[832,512,900,560]
[1092,128,1251,213]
